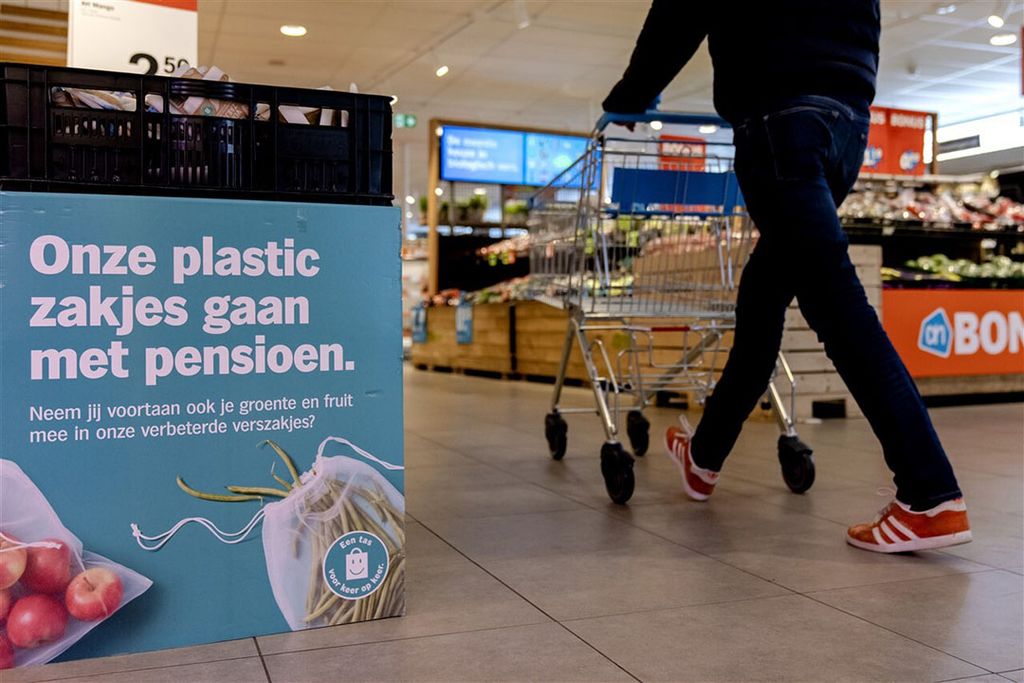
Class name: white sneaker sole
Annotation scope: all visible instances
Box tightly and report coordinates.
[846,529,973,554]
[663,431,710,502]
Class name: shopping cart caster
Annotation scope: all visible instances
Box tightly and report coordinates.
[778,435,815,494]
[601,442,635,505]
[545,412,568,461]
[626,410,650,457]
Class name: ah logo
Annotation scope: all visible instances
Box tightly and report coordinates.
[899,150,921,172]
[918,308,952,358]
[863,146,882,168]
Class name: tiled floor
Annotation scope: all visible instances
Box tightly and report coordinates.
[11,368,1024,682]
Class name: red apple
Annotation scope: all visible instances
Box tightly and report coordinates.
[65,568,123,621]
[6,595,67,649]
[0,632,14,670]
[0,589,10,622]
[21,539,71,594]
[0,535,27,590]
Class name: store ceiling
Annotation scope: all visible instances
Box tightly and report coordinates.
[196,0,1023,197]
[7,0,1024,197]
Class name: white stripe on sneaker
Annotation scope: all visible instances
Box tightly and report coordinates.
[879,520,900,543]
[888,517,918,540]
[871,527,886,546]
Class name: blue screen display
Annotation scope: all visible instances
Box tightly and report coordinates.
[440,126,525,184]
[524,133,588,187]
[439,126,588,187]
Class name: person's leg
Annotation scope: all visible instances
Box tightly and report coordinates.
[689,237,792,471]
[751,103,961,509]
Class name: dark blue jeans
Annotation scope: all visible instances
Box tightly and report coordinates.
[690,96,962,510]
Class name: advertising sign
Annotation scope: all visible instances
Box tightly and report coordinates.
[455,302,474,344]
[882,289,1024,377]
[524,133,588,186]
[440,126,525,185]
[440,126,587,187]
[658,135,706,172]
[68,0,198,74]
[861,107,930,176]
[0,192,404,667]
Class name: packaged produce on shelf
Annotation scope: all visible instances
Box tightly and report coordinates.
[839,185,1024,231]
[0,461,152,669]
[890,253,1024,286]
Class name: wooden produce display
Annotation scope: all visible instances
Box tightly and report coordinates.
[409,303,513,375]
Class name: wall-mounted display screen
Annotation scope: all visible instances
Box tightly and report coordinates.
[440,126,587,186]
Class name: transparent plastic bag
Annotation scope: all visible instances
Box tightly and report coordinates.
[263,437,405,630]
[132,436,405,631]
[0,460,153,669]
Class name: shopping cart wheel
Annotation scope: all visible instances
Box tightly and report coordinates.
[778,435,815,494]
[545,412,568,461]
[601,442,635,505]
[626,410,650,457]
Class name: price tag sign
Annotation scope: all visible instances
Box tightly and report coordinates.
[68,0,198,74]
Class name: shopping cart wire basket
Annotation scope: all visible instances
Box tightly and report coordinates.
[529,110,814,504]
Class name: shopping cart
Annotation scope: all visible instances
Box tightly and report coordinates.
[528,110,814,504]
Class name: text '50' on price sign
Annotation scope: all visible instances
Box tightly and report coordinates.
[68,0,198,75]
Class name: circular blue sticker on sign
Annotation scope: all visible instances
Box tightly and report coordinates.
[322,531,390,600]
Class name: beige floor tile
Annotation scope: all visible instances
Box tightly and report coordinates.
[257,522,548,655]
[603,495,843,555]
[1000,669,1024,682]
[406,464,586,521]
[263,623,633,682]
[43,657,267,683]
[711,526,988,592]
[424,508,665,562]
[811,570,1024,672]
[482,541,788,620]
[3,640,258,683]
[566,594,985,682]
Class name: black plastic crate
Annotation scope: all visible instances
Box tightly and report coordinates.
[0,63,392,205]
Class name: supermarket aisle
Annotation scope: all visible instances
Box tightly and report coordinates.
[11,368,1024,683]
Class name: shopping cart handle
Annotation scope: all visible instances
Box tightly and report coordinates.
[596,111,729,133]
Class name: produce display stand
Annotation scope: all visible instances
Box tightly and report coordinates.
[840,172,1024,402]
[0,63,405,669]
[424,118,587,295]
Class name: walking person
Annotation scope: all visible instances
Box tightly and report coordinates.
[603,0,971,552]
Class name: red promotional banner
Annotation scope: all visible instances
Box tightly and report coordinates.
[882,289,1024,377]
[659,135,706,172]
[861,107,931,176]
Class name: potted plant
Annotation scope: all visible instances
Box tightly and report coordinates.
[418,196,428,224]
[467,194,488,223]
[504,200,529,226]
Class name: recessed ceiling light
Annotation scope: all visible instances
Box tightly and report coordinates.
[405,195,416,205]
[406,211,414,219]
[987,14,1005,27]
[435,64,450,78]
[280,25,307,37]
[935,4,956,15]
[990,32,1017,46]
[435,126,444,137]
[473,188,487,196]
[434,187,444,196]
[649,120,663,130]
[698,124,718,134]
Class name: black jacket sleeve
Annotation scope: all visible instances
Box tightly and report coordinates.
[602,1,709,113]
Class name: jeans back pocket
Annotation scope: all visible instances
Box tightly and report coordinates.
[763,106,839,182]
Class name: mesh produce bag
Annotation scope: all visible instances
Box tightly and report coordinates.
[0,460,153,669]
[133,436,405,631]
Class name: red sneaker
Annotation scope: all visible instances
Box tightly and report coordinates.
[847,498,972,553]
[664,417,719,501]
